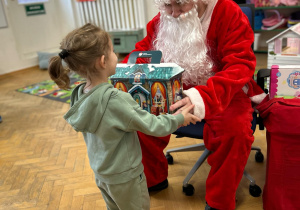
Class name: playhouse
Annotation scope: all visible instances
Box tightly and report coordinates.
[110,63,184,115]
[266,23,300,69]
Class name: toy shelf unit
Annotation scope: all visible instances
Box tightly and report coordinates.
[266,23,300,68]
[254,5,300,53]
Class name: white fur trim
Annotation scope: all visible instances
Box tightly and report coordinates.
[250,93,267,105]
[183,88,205,119]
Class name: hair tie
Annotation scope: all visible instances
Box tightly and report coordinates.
[59,49,69,59]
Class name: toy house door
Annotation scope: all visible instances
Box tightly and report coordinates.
[129,86,150,112]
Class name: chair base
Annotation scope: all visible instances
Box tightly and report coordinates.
[165,143,263,197]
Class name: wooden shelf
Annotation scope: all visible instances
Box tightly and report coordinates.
[254,47,268,54]
[254,50,268,53]
[254,28,288,32]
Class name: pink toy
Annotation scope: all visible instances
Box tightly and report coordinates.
[280,0,299,6]
[269,65,300,99]
[262,10,287,30]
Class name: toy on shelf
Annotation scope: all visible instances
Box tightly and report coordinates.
[255,9,265,30]
[279,0,299,6]
[288,11,300,27]
[251,0,299,7]
[261,10,287,30]
[266,23,300,68]
[110,51,184,115]
[250,0,272,7]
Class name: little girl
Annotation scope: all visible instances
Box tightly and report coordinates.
[48,23,201,210]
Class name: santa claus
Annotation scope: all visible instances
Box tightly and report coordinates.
[122,0,266,209]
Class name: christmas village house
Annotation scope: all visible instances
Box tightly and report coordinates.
[266,23,300,69]
[110,63,184,115]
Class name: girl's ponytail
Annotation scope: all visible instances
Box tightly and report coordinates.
[48,55,71,90]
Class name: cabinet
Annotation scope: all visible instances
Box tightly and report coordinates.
[254,5,300,53]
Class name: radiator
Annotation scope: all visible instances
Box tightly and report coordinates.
[74,0,146,31]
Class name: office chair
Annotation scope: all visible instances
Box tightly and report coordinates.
[256,68,271,129]
[165,4,264,197]
[166,112,264,196]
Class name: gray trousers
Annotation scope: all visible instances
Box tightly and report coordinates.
[96,172,150,210]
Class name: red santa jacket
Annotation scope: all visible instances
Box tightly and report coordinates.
[122,0,266,119]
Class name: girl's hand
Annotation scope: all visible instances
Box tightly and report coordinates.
[180,104,202,126]
[170,97,193,115]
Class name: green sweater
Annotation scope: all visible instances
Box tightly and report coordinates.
[64,83,184,184]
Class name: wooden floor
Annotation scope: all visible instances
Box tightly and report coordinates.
[0,56,268,210]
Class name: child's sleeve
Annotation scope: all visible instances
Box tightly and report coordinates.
[127,106,184,137]
[110,91,184,137]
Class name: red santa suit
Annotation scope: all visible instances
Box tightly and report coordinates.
[122,0,266,209]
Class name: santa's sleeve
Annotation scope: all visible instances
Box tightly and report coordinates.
[121,14,160,64]
[244,78,267,105]
[183,2,266,119]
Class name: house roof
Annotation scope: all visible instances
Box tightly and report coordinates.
[110,63,184,80]
[266,23,300,43]
[128,84,149,94]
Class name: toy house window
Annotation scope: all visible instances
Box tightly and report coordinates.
[281,37,300,56]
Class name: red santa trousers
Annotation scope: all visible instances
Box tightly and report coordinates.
[204,90,254,210]
[137,132,170,187]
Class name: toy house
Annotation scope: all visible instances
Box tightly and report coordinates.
[110,62,184,115]
[266,23,300,69]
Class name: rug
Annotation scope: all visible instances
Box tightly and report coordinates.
[16,73,85,104]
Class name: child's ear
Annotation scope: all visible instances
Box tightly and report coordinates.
[97,55,106,69]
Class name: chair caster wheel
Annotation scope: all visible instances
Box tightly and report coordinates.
[165,154,173,164]
[249,184,262,197]
[255,151,264,163]
[183,184,194,196]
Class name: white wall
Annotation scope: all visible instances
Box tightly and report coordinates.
[0,0,76,75]
[145,0,159,22]
[0,0,158,76]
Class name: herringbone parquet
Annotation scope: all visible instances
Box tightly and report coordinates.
[0,65,267,210]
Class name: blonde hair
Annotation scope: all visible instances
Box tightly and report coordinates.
[48,23,110,90]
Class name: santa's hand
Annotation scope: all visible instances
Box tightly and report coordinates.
[180,104,202,126]
[170,97,193,115]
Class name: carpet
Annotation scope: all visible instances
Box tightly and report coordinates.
[16,73,85,104]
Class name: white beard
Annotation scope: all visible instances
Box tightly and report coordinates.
[153,6,214,86]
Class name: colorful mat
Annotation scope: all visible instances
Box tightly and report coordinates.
[16,73,85,104]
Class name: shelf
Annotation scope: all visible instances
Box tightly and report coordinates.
[253,4,300,54]
[255,5,300,10]
[254,50,268,53]
[254,47,268,54]
[254,28,287,32]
